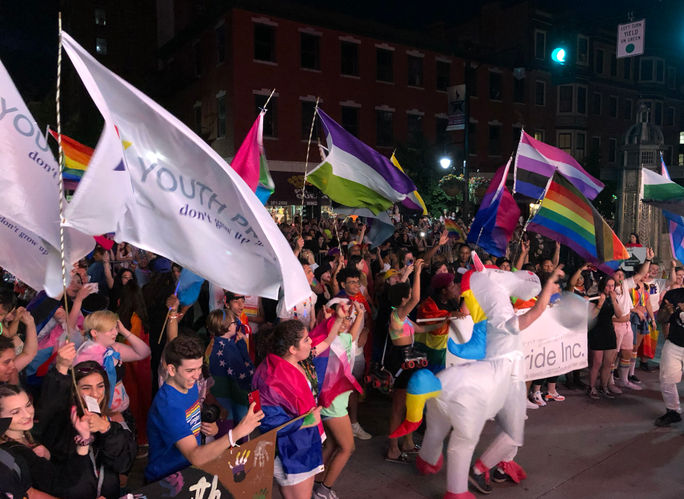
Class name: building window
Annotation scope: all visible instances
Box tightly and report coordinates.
[488,124,501,156]
[577,86,587,114]
[608,138,617,163]
[340,42,359,76]
[535,80,546,106]
[534,30,546,60]
[623,99,633,121]
[577,35,588,65]
[534,130,544,142]
[655,102,663,125]
[407,114,423,147]
[558,85,573,113]
[609,96,618,118]
[513,77,525,103]
[193,41,201,76]
[376,110,393,146]
[680,131,684,145]
[665,107,675,127]
[301,101,319,139]
[594,49,604,74]
[216,95,226,138]
[679,153,684,166]
[300,33,320,70]
[591,136,601,154]
[256,95,277,137]
[95,37,107,55]
[341,106,360,137]
[557,132,572,154]
[575,132,586,160]
[216,24,226,64]
[610,55,617,77]
[591,93,602,115]
[193,103,202,136]
[94,8,107,26]
[623,58,632,80]
[436,61,450,91]
[656,60,664,82]
[435,117,448,144]
[489,72,502,101]
[640,58,654,81]
[667,67,676,89]
[407,55,423,87]
[468,122,477,155]
[254,24,276,62]
[376,49,393,82]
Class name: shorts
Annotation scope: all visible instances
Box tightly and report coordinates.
[321,390,352,419]
[273,456,324,487]
[659,340,684,385]
[386,345,416,390]
[613,321,633,351]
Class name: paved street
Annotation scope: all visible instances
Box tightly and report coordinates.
[273,365,684,499]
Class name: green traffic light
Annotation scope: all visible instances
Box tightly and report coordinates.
[551,47,566,64]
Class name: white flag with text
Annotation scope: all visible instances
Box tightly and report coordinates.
[0,59,92,295]
[61,32,310,309]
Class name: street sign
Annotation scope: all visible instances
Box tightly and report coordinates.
[446,84,466,131]
[617,19,645,58]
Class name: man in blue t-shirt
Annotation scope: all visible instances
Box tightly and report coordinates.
[145,335,264,483]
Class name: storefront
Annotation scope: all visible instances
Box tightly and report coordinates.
[266,170,330,222]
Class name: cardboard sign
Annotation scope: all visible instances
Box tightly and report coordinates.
[620,246,647,272]
[121,467,234,499]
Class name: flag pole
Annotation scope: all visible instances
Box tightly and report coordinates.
[299,98,319,233]
[55,12,85,413]
[262,88,276,111]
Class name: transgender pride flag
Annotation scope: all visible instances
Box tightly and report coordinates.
[664,210,684,263]
[514,130,603,200]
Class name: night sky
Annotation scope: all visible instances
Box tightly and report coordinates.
[1,0,683,103]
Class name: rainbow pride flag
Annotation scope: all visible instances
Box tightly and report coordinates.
[48,129,93,181]
[527,173,629,264]
[444,218,467,243]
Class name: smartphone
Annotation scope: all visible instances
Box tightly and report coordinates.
[248,390,261,412]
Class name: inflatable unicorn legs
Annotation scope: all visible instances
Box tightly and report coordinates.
[391,253,559,498]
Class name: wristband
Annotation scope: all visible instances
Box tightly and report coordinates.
[228,429,240,448]
[74,434,94,446]
[645,259,652,262]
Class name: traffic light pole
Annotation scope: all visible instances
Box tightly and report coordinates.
[463,61,470,220]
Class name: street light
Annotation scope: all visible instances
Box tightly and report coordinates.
[439,157,452,169]
[551,47,567,65]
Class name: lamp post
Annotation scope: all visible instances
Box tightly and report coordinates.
[439,157,452,169]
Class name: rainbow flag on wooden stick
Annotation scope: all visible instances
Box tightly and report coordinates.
[48,129,93,181]
[527,173,628,264]
[444,218,467,243]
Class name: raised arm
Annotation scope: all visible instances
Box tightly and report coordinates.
[395,259,424,320]
[166,295,180,342]
[567,263,589,291]
[519,265,564,331]
[424,230,449,266]
[514,239,530,271]
[113,320,151,362]
[552,241,561,267]
[13,308,37,371]
[634,247,654,280]
[349,301,365,342]
[103,251,115,290]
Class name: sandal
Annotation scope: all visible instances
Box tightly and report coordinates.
[402,444,421,454]
[384,452,410,464]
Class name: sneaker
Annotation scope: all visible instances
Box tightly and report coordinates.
[607,383,622,395]
[526,398,539,410]
[628,374,641,384]
[492,467,509,483]
[313,483,339,499]
[616,379,643,391]
[351,422,372,440]
[588,388,600,400]
[468,468,493,494]
[545,391,565,402]
[639,361,653,372]
[654,409,682,427]
[531,391,547,407]
[598,387,614,399]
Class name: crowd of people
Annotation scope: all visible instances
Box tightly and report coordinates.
[0,214,682,499]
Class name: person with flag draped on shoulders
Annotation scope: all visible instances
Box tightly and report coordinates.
[415,271,465,372]
[252,320,324,499]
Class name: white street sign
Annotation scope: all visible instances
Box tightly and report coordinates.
[617,19,645,58]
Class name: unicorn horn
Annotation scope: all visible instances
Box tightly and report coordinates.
[471,250,485,272]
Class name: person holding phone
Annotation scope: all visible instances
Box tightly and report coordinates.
[146,335,263,483]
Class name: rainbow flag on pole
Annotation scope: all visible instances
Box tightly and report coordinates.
[527,173,628,264]
[444,218,467,242]
[48,129,93,181]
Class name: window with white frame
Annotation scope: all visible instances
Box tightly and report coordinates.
[577,35,588,65]
[534,30,546,60]
[535,80,546,106]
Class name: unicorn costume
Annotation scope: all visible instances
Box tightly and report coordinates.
[391,252,542,499]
